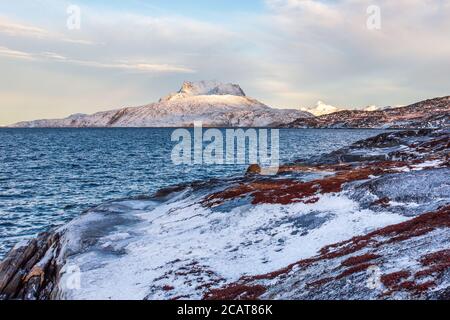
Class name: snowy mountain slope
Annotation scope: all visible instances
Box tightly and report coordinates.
[10,81,312,128]
[0,129,448,300]
[300,101,341,116]
[287,96,450,129]
[160,80,246,101]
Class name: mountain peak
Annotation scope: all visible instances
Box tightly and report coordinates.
[161,80,246,102]
[300,101,341,116]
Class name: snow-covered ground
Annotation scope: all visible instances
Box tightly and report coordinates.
[55,191,407,300]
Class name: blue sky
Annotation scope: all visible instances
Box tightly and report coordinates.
[0,0,449,125]
[82,0,265,16]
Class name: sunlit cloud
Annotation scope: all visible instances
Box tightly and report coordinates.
[0,17,96,45]
[0,46,195,73]
[0,46,35,60]
[0,18,49,38]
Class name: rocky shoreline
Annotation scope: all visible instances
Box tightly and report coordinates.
[0,129,449,300]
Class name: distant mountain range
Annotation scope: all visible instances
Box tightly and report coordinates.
[10,81,312,128]
[287,96,450,129]
[9,81,449,129]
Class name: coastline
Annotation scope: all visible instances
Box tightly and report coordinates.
[1,128,448,300]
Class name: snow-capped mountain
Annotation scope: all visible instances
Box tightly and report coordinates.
[300,101,341,116]
[10,81,312,128]
[287,96,450,129]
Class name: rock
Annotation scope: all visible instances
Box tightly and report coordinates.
[246,164,261,175]
[0,232,61,300]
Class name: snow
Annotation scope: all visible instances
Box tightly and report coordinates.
[11,81,312,128]
[55,190,407,300]
[161,81,246,101]
[300,101,341,116]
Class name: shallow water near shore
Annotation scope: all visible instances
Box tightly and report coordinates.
[0,128,386,259]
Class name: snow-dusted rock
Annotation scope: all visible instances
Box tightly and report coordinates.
[300,101,341,116]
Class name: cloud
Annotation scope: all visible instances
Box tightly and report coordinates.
[0,18,49,38]
[73,60,195,74]
[0,17,96,45]
[0,46,195,74]
[0,46,35,60]
[255,0,450,107]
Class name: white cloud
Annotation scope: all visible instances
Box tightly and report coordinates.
[0,46,195,74]
[0,46,35,60]
[73,60,195,74]
[256,0,450,107]
[0,18,49,38]
[0,17,96,45]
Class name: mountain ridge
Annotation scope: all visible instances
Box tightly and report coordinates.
[8,82,449,129]
[10,81,312,128]
[287,96,450,129]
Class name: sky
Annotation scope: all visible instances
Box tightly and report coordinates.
[0,0,449,125]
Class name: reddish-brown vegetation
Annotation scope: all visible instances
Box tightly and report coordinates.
[341,254,381,267]
[415,249,450,279]
[381,271,411,287]
[162,285,175,291]
[306,277,334,288]
[204,284,267,300]
[203,205,450,299]
[320,205,450,259]
[203,162,411,207]
[336,263,374,279]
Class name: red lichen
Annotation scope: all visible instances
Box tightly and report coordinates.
[201,206,450,299]
[415,249,450,279]
[336,263,374,279]
[307,277,334,288]
[420,249,450,267]
[203,284,267,300]
[162,285,175,291]
[381,271,411,288]
[397,280,436,294]
[321,205,450,259]
[204,167,385,207]
[341,254,381,267]
[203,159,416,208]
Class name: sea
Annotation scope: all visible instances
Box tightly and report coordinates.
[0,128,385,259]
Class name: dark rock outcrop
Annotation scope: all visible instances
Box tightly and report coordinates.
[0,232,61,300]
